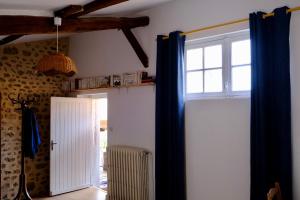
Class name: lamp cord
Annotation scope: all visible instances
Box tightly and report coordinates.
[56,25,58,53]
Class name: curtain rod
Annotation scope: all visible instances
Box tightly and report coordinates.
[162,6,300,39]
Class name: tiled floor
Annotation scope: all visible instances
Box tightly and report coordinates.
[34,187,106,200]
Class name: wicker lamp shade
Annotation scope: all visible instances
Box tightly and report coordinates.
[36,53,77,77]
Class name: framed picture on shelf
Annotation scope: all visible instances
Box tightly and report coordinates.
[123,72,138,86]
[95,76,110,88]
[111,75,122,87]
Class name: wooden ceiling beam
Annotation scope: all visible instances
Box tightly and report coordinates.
[0,16,149,35]
[0,0,131,45]
[54,5,84,18]
[0,4,84,45]
[0,35,24,46]
[0,4,82,45]
[70,0,129,18]
[122,28,148,68]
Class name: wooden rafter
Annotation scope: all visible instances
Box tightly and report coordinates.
[122,28,148,68]
[0,0,149,68]
[1,0,129,45]
[1,4,84,45]
[0,35,24,46]
[70,0,128,18]
[54,5,84,18]
[0,16,149,35]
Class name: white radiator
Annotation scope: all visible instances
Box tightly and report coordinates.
[107,145,151,200]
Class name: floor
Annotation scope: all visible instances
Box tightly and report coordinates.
[34,187,106,200]
[99,168,107,191]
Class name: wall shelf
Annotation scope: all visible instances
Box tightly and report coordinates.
[69,82,155,94]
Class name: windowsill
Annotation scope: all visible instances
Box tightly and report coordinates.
[185,93,250,101]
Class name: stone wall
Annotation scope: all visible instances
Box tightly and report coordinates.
[0,38,69,199]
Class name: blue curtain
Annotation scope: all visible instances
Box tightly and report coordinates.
[250,7,293,200]
[155,31,186,200]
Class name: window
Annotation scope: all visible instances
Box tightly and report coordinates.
[185,31,251,98]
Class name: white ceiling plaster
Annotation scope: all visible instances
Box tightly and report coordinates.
[0,9,53,16]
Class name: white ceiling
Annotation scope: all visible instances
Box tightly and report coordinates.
[0,0,173,44]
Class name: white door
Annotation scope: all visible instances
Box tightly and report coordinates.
[50,97,93,196]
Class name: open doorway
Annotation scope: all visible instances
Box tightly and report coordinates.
[96,97,108,192]
[78,93,108,193]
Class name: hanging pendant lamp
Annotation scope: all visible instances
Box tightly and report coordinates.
[36,17,77,77]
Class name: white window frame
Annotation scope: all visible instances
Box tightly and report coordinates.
[185,30,250,100]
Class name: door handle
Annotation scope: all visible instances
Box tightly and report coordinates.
[51,140,57,151]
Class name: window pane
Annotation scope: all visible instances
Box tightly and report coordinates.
[232,40,251,66]
[187,48,203,70]
[204,69,222,92]
[187,71,203,93]
[232,65,251,91]
[204,45,222,69]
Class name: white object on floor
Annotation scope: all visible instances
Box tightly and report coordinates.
[34,187,106,200]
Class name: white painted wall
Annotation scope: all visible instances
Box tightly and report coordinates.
[69,0,300,199]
